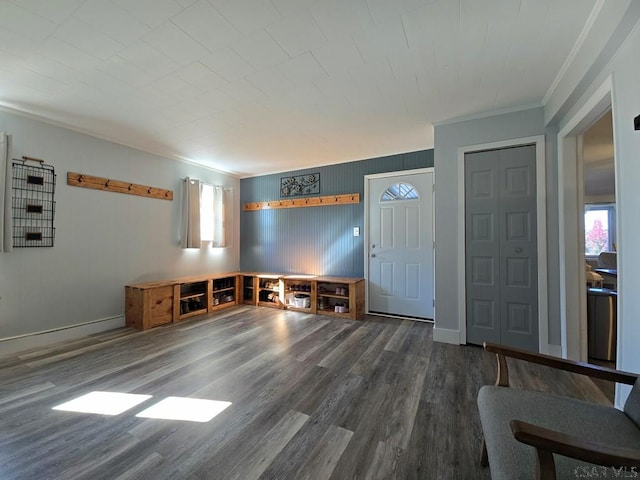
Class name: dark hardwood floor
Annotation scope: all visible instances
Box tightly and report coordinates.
[0,307,611,479]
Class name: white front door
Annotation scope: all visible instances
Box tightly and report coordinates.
[366,170,434,320]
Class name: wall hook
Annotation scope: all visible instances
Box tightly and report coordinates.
[67,172,172,201]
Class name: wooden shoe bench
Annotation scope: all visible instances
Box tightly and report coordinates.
[125,272,365,330]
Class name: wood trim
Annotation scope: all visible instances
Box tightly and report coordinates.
[242,193,359,211]
[483,342,638,385]
[510,420,640,470]
[67,172,173,201]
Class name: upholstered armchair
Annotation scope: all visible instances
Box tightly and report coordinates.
[477,342,640,479]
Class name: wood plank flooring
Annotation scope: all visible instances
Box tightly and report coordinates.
[0,307,611,479]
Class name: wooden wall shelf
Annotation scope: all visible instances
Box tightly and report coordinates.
[242,193,359,211]
[67,172,173,201]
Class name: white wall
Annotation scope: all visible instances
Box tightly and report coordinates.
[0,110,240,354]
[547,2,640,400]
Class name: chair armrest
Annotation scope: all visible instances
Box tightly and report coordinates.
[483,342,638,387]
[510,420,640,480]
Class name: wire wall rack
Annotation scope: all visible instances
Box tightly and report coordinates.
[12,157,56,247]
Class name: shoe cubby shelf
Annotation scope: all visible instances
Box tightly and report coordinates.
[125,272,365,330]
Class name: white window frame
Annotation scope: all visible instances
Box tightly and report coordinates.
[584,202,616,259]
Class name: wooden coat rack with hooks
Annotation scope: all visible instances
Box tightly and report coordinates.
[67,172,173,201]
[243,193,359,211]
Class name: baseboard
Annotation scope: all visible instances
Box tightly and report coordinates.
[542,343,562,357]
[0,316,125,357]
[433,326,461,345]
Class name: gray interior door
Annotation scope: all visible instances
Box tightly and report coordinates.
[465,145,538,351]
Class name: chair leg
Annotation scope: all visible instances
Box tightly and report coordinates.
[480,438,489,467]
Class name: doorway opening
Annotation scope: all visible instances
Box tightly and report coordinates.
[557,78,617,369]
[581,109,617,403]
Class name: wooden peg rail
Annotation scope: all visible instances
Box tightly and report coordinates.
[243,193,359,211]
[67,172,173,201]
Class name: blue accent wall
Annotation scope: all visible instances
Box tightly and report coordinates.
[240,149,433,277]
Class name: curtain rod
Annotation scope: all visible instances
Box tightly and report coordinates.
[183,177,232,191]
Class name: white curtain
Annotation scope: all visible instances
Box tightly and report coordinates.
[181,177,201,248]
[0,133,12,253]
[211,186,226,247]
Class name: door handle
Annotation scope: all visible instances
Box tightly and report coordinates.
[515,247,523,253]
[371,253,376,258]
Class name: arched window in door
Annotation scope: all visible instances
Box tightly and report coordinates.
[380,182,419,202]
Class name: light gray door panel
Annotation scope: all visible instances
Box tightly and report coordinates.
[465,145,538,351]
[466,151,501,345]
[498,147,538,350]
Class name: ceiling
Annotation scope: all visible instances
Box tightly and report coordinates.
[0,0,597,178]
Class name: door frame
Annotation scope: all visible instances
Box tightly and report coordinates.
[557,76,616,362]
[364,168,435,321]
[457,136,550,353]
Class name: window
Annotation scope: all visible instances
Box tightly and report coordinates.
[200,183,227,247]
[380,182,419,202]
[181,178,231,249]
[584,203,616,256]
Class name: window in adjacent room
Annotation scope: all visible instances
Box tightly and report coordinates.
[584,203,616,256]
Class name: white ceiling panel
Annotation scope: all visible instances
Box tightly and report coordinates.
[171,0,240,52]
[267,10,327,58]
[18,54,80,85]
[201,47,256,82]
[277,53,327,85]
[311,37,365,77]
[38,37,102,71]
[74,0,150,44]
[96,56,156,88]
[210,0,282,34]
[231,29,290,70]
[352,17,410,64]
[270,0,315,17]
[0,0,599,176]
[245,68,295,97]
[151,72,205,101]
[54,17,125,61]
[142,22,209,66]
[0,2,57,40]
[309,0,375,41]
[177,62,228,91]
[196,88,238,113]
[111,0,184,28]
[9,0,82,23]
[118,43,179,80]
[219,78,266,103]
[364,0,432,24]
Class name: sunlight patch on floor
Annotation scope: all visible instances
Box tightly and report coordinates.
[52,391,152,415]
[135,396,232,422]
